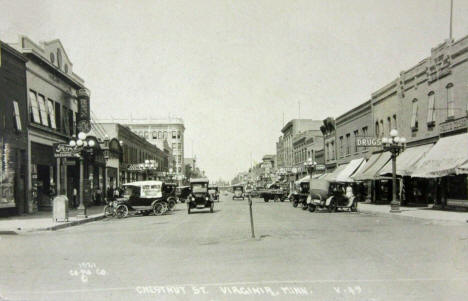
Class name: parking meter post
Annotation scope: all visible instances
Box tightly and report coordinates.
[248,194,255,239]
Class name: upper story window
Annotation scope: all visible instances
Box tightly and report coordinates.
[152,131,157,139]
[427,92,436,125]
[50,53,55,64]
[392,115,397,131]
[331,141,335,159]
[446,84,454,119]
[387,117,391,134]
[164,131,168,139]
[37,94,49,127]
[380,120,384,137]
[29,90,41,124]
[158,131,163,139]
[339,136,343,158]
[172,131,177,139]
[13,101,22,131]
[346,134,350,155]
[362,126,368,150]
[353,130,359,153]
[47,99,57,129]
[375,121,379,137]
[411,99,418,130]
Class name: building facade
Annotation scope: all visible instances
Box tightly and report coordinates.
[321,117,337,172]
[276,136,284,168]
[10,36,88,212]
[102,118,185,175]
[0,42,28,215]
[335,100,372,165]
[292,129,323,176]
[95,123,169,185]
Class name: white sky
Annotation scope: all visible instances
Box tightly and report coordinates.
[1,0,468,180]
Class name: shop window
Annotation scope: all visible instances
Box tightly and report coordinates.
[13,101,22,131]
[37,94,49,127]
[29,91,41,124]
[411,99,418,130]
[447,175,467,200]
[47,99,57,129]
[446,84,454,119]
[427,92,436,126]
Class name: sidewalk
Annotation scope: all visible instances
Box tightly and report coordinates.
[0,206,105,234]
[359,203,468,223]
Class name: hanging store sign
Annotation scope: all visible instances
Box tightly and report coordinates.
[0,141,16,208]
[315,164,326,171]
[54,143,80,158]
[356,136,382,147]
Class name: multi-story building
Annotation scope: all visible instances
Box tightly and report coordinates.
[103,118,185,175]
[335,100,372,165]
[10,36,89,212]
[292,129,323,176]
[281,119,322,169]
[276,136,284,168]
[320,117,337,172]
[0,41,28,215]
[94,123,169,185]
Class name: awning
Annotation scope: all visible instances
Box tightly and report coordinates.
[456,161,468,174]
[334,158,366,183]
[412,133,468,178]
[379,144,434,176]
[295,175,310,184]
[311,173,325,179]
[352,152,392,181]
[323,164,348,182]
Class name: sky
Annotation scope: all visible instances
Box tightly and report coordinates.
[1,0,468,181]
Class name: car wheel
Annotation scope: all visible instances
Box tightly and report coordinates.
[293,201,298,207]
[103,205,114,217]
[153,203,164,216]
[274,196,280,202]
[210,203,214,213]
[308,204,316,212]
[115,205,128,218]
[351,201,358,212]
[328,201,337,213]
[302,203,308,210]
[264,198,269,202]
[167,199,176,211]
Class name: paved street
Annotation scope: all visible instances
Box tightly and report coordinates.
[1,194,468,301]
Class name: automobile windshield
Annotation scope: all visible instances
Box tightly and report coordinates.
[192,183,207,193]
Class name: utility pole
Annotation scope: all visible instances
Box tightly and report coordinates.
[449,0,453,40]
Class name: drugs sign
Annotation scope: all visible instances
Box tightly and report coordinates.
[356,136,382,147]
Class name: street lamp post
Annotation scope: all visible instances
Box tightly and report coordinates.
[381,129,406,213]
[69,131,96,218]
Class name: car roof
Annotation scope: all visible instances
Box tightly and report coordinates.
[123,180,163,187]
[190,178,209,183]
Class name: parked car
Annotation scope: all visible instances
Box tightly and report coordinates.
[104,180,167,218]
[187,178,214,214]
[307,179,357,212]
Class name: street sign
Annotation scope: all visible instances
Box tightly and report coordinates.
[315,164,326,171]
[356,136,382,147]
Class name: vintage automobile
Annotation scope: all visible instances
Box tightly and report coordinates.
[208,185,220,202]
[258,183,288,202]
[187,178,214,214]
[103,180,167,218]
[176,186,192,203]
[232,185,244,200]
[306,179,358,212]
[291,177,310,210]
[161,182,178,210]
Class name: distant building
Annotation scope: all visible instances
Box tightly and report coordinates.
[99,118,185,175]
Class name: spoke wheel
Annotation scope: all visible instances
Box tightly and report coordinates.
[168,199,176,211]
[308,204,316,212]
[153,203,164,216]
[103,205,114,217]
[115,205,128,218]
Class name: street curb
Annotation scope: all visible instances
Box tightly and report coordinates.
[358,208,467,224]
[0,214,106,234]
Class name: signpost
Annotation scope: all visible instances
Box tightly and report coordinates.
[245,184,255,239]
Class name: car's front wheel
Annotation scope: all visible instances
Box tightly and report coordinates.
[153,203,165,216]
[115,205,128,218]
[103,205,114,217]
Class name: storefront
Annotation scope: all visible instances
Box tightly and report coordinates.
[31,142,57,210]
[412,132,468,208]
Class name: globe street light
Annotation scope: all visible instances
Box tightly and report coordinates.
[381,129,406,213]
[304,157,317,176]
[68,131,97,218]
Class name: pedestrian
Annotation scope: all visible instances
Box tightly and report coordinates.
[113,187,120,199]
[73,187,78,208]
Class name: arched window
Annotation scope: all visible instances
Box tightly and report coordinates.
[427,92,436,124]
[57,49,62,69]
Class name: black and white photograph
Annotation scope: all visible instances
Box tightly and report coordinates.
[1,0,468,300]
